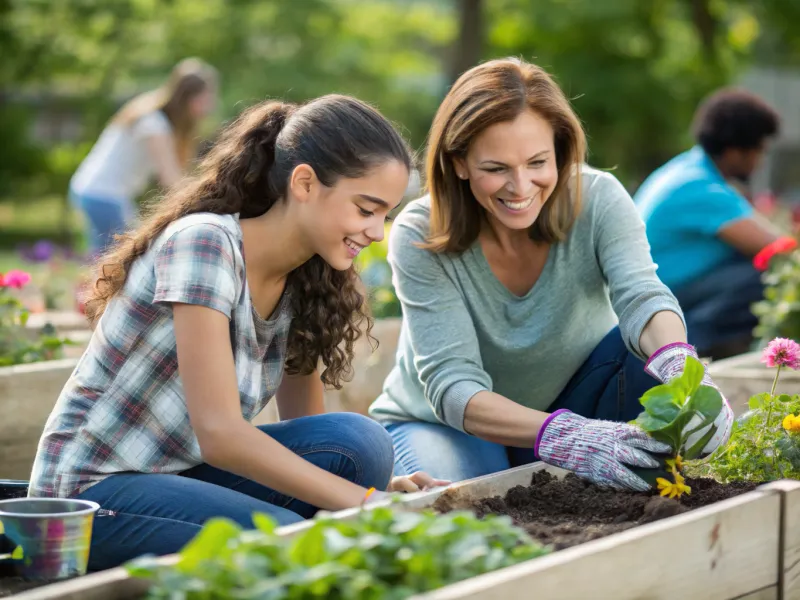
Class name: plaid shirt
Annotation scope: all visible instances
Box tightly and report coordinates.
[29,213,292,498]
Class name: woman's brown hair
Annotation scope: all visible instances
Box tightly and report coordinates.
[424,57,587,253]
[113,58,218,167]
[86,94,412,389]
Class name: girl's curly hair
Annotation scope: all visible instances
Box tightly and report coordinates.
[84,94,412,389]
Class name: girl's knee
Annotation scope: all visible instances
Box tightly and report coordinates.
[330,413,395,489]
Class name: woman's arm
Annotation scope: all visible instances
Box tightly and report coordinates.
[638,310,687,357]
[462,391,548,447]
[593,173,687,358]
[174,303,369,510]
[275,370,326,420]
[144,133,182,189]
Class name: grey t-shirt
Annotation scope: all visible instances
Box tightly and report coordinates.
[368,166,684,432]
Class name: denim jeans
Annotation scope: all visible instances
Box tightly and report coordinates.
[386,326,659,482]
[673,255,763,359]
[76,413,395,571]
[70,190,135,255]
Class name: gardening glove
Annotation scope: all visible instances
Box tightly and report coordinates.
[645,342,734,456]
[534,409,671,492]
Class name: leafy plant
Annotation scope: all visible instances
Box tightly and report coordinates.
[0,270,74,366]
[634,355,724,497]
[753,248,800,345]
[689,337,800,483]
[128,505,549,599]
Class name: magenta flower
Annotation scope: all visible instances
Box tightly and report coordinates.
[762,337,800,370]
[0,270,32,290]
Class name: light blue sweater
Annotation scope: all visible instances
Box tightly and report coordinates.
[368,166,684,432]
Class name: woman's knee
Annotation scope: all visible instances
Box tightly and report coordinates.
[326,412,395,489]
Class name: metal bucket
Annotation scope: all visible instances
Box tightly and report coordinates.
[0,497,99,580]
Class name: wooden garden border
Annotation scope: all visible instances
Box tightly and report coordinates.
[9,464,788,599]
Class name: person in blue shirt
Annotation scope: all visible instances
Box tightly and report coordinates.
[635,88,792,359]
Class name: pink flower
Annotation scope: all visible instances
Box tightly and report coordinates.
[762,338,800,370]
[0,270,32,289]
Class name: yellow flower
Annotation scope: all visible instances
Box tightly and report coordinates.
[665,455,684,473]
[657,472,692,499]
[783,414,800,433]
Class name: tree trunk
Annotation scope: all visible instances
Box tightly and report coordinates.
[688,0,718,62]
[449,0,483,84]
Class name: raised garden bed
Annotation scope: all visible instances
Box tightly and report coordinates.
[0,359,79,480]
[6,463,790,600]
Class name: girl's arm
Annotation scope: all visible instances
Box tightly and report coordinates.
[275,371,326,420]
[174,302,371,510]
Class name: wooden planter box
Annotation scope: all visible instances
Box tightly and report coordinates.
[0,359,79,480]
[709,351,800,416]
[10,463,791,600]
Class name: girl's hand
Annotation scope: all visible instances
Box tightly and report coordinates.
[387,471,451,493]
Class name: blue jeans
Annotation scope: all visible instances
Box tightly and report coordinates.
[75,413,394,571]
[386,326,659,482]
[70,190,134,255]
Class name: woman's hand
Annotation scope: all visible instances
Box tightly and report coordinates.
[535,410,671,492]
[645,342,734,455]
[387,471,451,493]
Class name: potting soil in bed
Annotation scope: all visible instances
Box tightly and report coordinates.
[434,471,760,550]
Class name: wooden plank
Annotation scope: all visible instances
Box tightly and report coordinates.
[9,571,148,600]
[412,489,781,600]
[760,480,800,600]
[0,359,78,479]
[733,587,778,600]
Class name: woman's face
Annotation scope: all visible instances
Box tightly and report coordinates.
[454,108,559,233]
[188,86,217,120]
[294,160,409,271]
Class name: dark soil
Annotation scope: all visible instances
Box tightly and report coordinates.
[433,471,760,550]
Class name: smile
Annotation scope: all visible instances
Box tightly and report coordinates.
[345,238,365,257]
[496,195,534,212]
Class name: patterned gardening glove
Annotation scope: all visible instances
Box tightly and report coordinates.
[644,342,734,456]
[535,409,671,492]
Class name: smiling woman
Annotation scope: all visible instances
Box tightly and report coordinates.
[369,57,735,491]
[26,94,449,572]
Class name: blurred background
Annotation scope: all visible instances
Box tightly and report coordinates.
[1,0,799,315]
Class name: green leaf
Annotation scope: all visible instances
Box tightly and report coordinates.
[289,523,327,566]
[777,436,800,470]
[252,512,277,535]
[687,386,723,421]
[683,424,717,460]
[635,411,670,432]
[777,394,793,404]
[640,386,680,422]
[11,545,24,560]
[749,393,771,410]
[176,518,241,573]
[681,355,705,395]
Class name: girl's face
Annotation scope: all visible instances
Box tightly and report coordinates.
[454,109,559,234]
[294,160,409,271]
